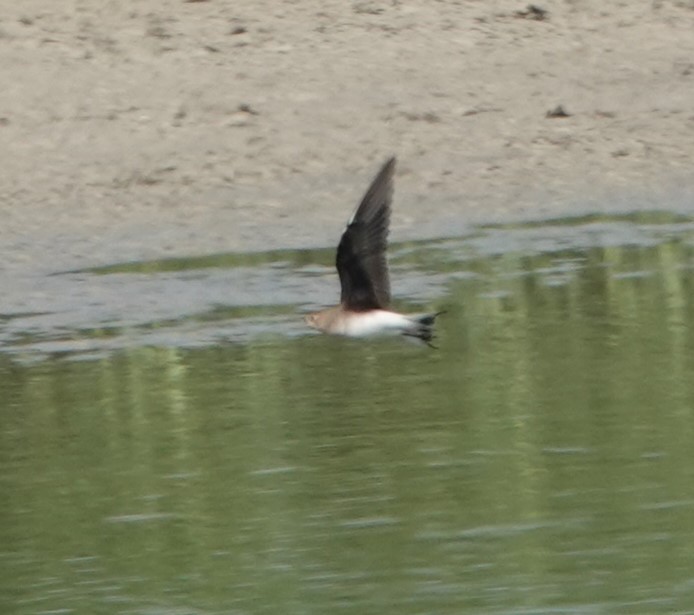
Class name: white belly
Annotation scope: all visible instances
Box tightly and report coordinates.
[341,310,412,337]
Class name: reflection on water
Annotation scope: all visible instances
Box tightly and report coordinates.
[2,213,694,614]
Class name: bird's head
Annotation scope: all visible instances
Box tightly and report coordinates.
[304,312,319,329]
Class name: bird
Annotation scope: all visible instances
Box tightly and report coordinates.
[304,157,444,346]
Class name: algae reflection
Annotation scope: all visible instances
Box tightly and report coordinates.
[2,216,694,613]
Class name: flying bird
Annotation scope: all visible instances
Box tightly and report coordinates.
[304,157,443,346]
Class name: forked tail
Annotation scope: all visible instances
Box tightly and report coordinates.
[403,311,446,348]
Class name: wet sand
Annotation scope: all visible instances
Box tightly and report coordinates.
[2,0,694,275]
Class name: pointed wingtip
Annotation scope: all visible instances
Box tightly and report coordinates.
[383,156,397,173]
[370,156,396,179]
[370,155,397,199]
[346,156,397,226]
[367,157,396,188]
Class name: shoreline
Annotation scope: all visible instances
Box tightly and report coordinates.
[4,170,693,277]
[1,1,693,275]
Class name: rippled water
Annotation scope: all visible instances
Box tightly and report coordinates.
[2,213,694,614]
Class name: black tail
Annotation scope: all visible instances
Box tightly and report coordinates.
[403,311,446,348]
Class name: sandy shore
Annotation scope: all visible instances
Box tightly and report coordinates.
[2,0,694,275]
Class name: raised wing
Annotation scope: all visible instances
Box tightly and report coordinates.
[336,157,395,311]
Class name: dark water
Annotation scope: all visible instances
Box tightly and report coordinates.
[2,213,694,614]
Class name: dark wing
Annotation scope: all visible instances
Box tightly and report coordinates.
[336,157,395,311]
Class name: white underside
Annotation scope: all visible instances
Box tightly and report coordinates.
[339,310,413,338]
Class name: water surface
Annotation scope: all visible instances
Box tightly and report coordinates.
[2,213,694,614]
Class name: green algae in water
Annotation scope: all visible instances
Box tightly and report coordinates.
[2,214,694,613]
